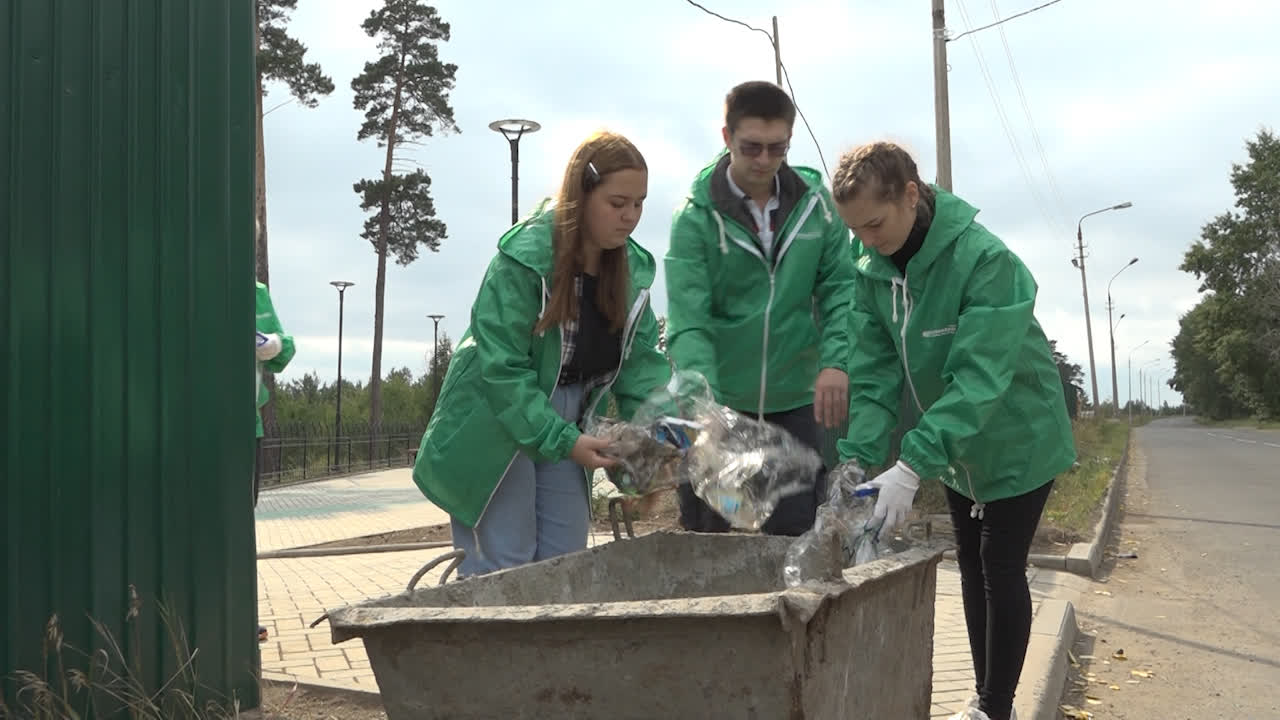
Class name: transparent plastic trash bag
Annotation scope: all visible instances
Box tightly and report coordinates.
[680,403,823,531]
[582,370,822,527]
[782,466,898,587]
[640,370,823,530]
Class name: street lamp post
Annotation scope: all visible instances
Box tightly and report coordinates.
[1107,258,1139,415]
[1127,340,1148,423]
[1139,357,1161,412]
[330,281,355,467]
[1072,201,1133,410]
[427,313,444,398]
[489,118,541,224]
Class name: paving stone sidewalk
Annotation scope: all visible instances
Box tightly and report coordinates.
[254,469,1068,716]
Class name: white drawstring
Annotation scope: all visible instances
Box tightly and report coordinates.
[816,190,833,223]
[711,210,729,254]
[961,465,985,519]
[536,277,549,334]
[891,276,914,329]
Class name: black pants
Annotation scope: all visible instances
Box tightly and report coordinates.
[945,479,1053,720]
[677,404,826,537]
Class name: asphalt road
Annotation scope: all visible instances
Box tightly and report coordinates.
[1062,417,1280,719]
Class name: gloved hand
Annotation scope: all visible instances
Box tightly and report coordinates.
[256,332,282,362]
[855,460,920,535]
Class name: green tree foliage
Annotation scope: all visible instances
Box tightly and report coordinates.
[271,333,453,433]
[258,0,335,107]
[1172,129,1280,419]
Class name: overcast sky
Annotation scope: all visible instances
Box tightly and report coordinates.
[260,0,1280,408]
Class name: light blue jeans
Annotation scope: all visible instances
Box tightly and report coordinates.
[451,382,589,577]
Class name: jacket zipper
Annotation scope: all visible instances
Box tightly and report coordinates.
[892,272,983,517]
[721,192,820,419]
[580,289,650,522]
[472,281,567,540]
[476,286,648,532]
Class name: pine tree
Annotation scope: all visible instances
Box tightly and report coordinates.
[351,0,459,431]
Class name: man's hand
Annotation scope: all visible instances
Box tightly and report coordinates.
[813,367,849,429]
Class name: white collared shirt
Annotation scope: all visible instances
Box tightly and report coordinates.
[725,167,781,258]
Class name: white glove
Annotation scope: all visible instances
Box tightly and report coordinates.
[855,460,920,535]
[256,332,282,362]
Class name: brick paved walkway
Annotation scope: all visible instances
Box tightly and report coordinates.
[254,469,1061,715]
[256,470,449,552]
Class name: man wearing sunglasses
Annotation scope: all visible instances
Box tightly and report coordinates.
[665,80,856,536]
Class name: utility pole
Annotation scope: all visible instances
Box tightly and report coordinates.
[1073,232,1100,410]
[772,16,783,87]
[931,0,953,191]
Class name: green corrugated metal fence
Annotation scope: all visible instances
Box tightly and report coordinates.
[2,0,259,713]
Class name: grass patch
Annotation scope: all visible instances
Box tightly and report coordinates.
[1041,419,1129,541]
[1,587,250,720]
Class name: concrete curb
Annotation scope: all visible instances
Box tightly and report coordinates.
[1063,433,1131,578]
[1014,597,1079,720]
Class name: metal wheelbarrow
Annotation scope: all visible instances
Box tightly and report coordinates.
[320,530,947,719]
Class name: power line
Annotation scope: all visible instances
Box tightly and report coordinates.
[680,0,830,180]
[991,0,1072,232]
[955,0,1061,239]
[948,0,1066,42]
[682,0,772,42]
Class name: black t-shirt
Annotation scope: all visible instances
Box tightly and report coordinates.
[563,273,621,381]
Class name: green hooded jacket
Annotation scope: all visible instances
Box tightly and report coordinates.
[412,201,672,528]
[836,188,1076,504]
[255,281,295,439]
[664,153,856,417]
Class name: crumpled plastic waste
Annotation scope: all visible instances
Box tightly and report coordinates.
[679,401,823,531]
[782,466,904,587]
[586,415,690,497]
[584,370,823,531]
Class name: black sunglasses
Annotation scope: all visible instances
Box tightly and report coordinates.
[737,141,790,158]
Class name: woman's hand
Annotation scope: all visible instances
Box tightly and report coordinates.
[570,434,618,470]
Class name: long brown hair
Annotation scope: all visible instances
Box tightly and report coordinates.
[534,131,647,335]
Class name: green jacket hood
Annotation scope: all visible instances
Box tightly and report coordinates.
[853,187,980,280]
[497,198,656,289]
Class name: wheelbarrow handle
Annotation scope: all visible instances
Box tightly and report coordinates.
[607,496,636,541]
[407,548,465,592]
